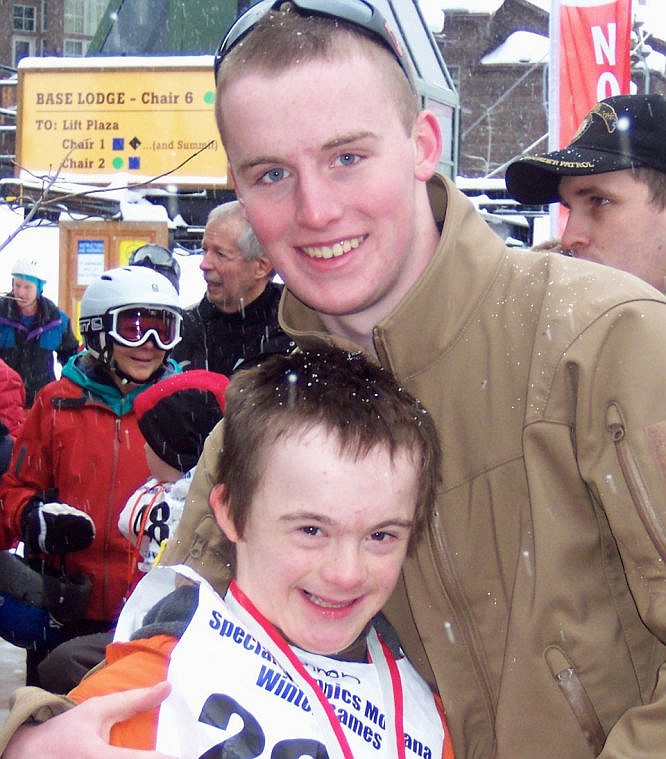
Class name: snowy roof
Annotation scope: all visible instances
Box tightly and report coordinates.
[521,0,550,11]
[478,29,666,72]
[481,31,549,64]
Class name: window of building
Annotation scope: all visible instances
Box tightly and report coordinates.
[63,38,86,56]
[41,0,47,32]
[64,0,107,36]
[64,0,84,34]
[13,5,36,32]
[13,37,34,66]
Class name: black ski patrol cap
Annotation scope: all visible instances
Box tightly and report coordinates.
[505,93,666,205]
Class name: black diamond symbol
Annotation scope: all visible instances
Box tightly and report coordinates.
[129,137,141,150]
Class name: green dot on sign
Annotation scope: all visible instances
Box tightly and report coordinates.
[112,157,124,169]
[204,91,215,105]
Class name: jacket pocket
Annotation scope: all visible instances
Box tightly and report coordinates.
[544,645,605,756]
[606,403,666,563]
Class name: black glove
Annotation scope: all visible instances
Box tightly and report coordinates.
[21,498,95,554]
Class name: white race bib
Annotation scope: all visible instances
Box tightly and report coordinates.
[154,569,446,759]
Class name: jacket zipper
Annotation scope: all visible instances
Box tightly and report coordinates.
[372,328,498,738]
[103,415,122,618]
[606,403,666,562]
[428,516,498,733]
[545,646,605,755]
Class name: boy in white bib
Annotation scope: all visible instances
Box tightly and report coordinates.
[15,349,453,759]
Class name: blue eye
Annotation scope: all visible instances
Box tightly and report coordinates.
[335,153,359,167]
[260,168,286,184]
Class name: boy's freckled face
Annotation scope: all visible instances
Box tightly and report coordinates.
[219,54,431,324]
[211,425,419,655]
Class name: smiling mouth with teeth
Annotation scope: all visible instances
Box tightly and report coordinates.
[301,235,365,259]
[304,590,355,609]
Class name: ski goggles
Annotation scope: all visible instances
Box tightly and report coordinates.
[106,306,182,351]
[213,0,413,89]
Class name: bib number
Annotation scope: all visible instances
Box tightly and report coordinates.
[198,692,330,759]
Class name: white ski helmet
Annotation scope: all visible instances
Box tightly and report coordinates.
[79,266,182,362]
[11,254,49,289]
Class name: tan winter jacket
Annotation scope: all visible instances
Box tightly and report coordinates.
[4,175,666,759]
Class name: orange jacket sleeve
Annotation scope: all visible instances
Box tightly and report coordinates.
[68,634,177,749]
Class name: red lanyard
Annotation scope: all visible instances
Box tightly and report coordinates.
[124,481,169,597]
[227,580,406,759]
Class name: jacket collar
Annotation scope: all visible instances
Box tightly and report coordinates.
[62,351,180,415]
[197,282,280,324]
[1,293,58,324]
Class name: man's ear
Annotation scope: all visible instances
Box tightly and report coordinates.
[254,255,273,280]
[210,483,240,543]
[413,109,442,182]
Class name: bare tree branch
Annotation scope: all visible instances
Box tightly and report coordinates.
[0,140,218,256]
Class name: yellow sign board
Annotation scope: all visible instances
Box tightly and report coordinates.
[17,56,229,187]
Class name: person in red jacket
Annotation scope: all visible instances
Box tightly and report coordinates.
[0,358,25,482]
[0,357,26,438]
[0,266,182,686]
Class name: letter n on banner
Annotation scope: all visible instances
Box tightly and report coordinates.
[548,0,632,235]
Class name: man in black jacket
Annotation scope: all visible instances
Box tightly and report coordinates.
[172,201,293,375]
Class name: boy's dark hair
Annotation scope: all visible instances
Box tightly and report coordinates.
[217,348,441,553]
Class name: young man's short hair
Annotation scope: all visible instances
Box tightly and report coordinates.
[215,6,420,139]
[216,348,441,553]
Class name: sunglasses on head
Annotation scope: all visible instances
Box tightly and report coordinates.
[107,306,182,351]
[213,0,413,88]
[130,248,174,268]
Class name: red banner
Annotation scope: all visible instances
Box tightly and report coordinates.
[550,0,632,149]
[547,0,632,234]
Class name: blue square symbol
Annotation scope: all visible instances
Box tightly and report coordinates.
[128,156,140,170]
[112,138,124,151]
